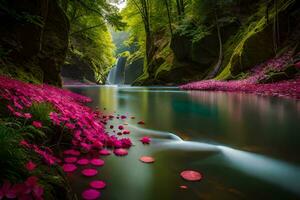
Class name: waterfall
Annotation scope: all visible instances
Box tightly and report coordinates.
[106,57,126,85]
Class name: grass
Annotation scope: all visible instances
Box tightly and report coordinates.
[0,102,72,199]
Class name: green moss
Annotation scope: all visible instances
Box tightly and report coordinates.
[0,64,42,84]
[216,0,295,80]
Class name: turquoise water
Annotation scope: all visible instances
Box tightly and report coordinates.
[66,86,300,200]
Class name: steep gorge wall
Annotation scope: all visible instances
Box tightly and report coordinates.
[0,0,69,86]
[136,0,300,85]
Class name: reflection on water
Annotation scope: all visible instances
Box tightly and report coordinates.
[66,86,300,200]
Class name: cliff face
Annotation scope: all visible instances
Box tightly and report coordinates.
[135,0,300,85]
[0,0,69,86]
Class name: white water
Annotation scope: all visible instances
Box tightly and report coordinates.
[106,57,126,85]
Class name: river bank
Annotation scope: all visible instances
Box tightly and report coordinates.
[180,52,300,100]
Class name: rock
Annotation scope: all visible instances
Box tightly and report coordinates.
[124,58,144,84]
[0,0,69,86]
[39,0,69,86]
[231,25,275,75]
[61,55,96,83]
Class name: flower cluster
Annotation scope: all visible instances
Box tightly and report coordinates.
[180,52,300,99]
[0,177,43,200]
[0,76,132,154]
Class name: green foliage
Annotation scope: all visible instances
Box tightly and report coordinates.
[0,100,71,199]
[61,0,126,83]
[216,0,295,80]
[0,124,27,181]
[27,102,54,125]
[0,1,44,27]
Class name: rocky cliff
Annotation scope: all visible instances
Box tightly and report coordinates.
[0,0,69,86]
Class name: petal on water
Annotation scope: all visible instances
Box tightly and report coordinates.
[82,169,98,177]
[99,149,111,156]
[64,157,78,163]
[180,170,203,181]
[82,189,101,200]
[113,148,128,156]
[139,156,155,163]
[62,164,77,173]
[89,180,106,189]
[90,159,105,167]
[77,158,89,165]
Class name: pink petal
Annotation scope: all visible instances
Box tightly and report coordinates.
[113,148,128,156]
[139,156,155,163]
[77,158,89,165]
[62,164,77,173]
[64,157,78,163]
[90,159,105,167]
[180,185,188,189]
[32,121,42,128]
[63,149,80,156]
[180,170,203,181]
[89,180,106,189]
[81,169,98,177]
[25,161,37,171]
[99,149,111,156]
[82,189,101,200]
[140,136,151,144]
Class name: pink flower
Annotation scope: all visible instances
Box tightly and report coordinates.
[120,138,132,148]
[7,105,15,113]
[118,125,124,130]
[20,140,30,148]
[24,113,32,119]
[49,112,60,125]
[140,136,151,144]
[14,112,23,117]
[0,180,16,199]
[65,123,75,130]
[25,161,37,171]
[32,121,42,128]
[25,176,44,199]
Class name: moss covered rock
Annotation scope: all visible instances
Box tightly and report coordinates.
[0,0,69,86]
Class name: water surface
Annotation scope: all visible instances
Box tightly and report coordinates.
[66,86,300,200]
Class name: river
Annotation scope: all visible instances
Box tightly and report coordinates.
[65,85,300,200]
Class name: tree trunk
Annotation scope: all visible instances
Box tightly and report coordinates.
[163,0,173,35]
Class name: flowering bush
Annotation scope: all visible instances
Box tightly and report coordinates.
[0,75,133,199]
[0,75,131,153]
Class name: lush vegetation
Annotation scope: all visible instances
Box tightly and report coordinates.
[120,0,299,85]
[62,0,125,83]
